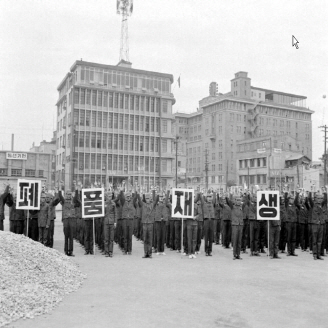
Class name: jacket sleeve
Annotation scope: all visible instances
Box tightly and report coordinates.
[308,192,314,208]
[59,190,65,205]
[322,192,327,209]
[294,192,300,209]
[6,193,14,207]
[73,190,81,208]
[226,197,233,209]
[52,193,61,207]
[46,205,51,227]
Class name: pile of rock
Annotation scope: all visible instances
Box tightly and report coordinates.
[0,231,86,327]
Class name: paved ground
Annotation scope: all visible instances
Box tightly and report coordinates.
[4,213,328,328]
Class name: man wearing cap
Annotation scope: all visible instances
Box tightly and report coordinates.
[137,191,157,258]
[246,194,260,256]
[0,185,11,231]
[116,191,137,255]
[38,193,50,245]
[195,191,216,256]
[59,185,81,256]
[154,193,168,255]
[46,191,60,248]
[227,194,244,260]
[220,194,232,249]
[104,192,117,257]
[195,196,203,254]
[7,191,25,235]
[308,191,325,260]
[285,192,299,256]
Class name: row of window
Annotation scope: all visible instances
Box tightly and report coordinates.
[239,175,267,185]
[239,158,267,169]
[79,66,171,94]
[73,153,169,173]
[0,169,44,177]
[67,89,169,113]
[204,101,311,121]
[57,134,170,160]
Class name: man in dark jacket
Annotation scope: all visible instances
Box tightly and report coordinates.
[0,185,11,231]
[59,185,80,256]
[104,192,117,257]
[8,192,25,235]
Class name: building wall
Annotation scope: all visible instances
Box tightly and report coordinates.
[56,61,175,191]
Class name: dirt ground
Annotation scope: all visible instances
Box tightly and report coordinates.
[5,213,328,328]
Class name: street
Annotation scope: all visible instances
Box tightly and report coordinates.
[5,213,328,328]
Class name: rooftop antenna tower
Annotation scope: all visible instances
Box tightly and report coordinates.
[117,0,133,62]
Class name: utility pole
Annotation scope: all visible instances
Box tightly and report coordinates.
[175,136,179,188]
[204,149,209,190]
[319,125,327,186]
[247,166,250,189]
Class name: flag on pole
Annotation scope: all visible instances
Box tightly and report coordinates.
[177,76,181,88]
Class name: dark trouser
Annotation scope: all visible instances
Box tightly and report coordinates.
[242,219,249,251]
[104,223,115,254]
[174,220,181,251]
[249,220,259,252]
[11,220,25,234]
[312,224,323,257]
[165,220,170,246]
[308,224,313,251]
[232,225,243,257]
[29,218,39,241]
[39,227,48,245]
[196,221,203,252]
[269,225,280,257]
[279,222,287,251]
[258,220,267,250]
[63,218,74,254]
[155,221,166,253]
[203,219,213,254]
[47,220,55,247]
[222,220,231,247]
[187,220,197,255]
[80,219,85,245]
[115,219,123,247]
[183,220,187,253]
[286,222,297,254]
[143,223,153,256]
[299,223,307,251]
[136,217,142,239]
[0,219,3,231]
[84,219,94,253]
[122,218,134,253]
[321,224,326,255]
[213,219,220,243]
[169,220,175,249]
[326,222,328,251]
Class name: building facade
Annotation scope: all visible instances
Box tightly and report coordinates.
[0,150,53,192]
[184,72,313,190]
[56,60,175,191]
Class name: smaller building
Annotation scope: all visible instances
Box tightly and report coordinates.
[0,150,55,192]
[236,135,318,191]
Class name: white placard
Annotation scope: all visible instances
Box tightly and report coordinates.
[6,152,27,160]
[82,188,105,218]
[171,188,194,219]
[257,190,280,220]
[16,179,42,209]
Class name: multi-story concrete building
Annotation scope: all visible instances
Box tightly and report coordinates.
[56,60,175,191]
[236,135,316,191]
[0,150,54,191]
[184,71,313,190]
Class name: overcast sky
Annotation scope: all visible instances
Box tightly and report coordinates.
[0,0,327,160]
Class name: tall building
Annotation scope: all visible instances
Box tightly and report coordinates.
[56,60,175,191]
[183,71,313,190]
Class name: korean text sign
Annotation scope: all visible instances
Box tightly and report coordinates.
[16,179,41,210]
[171,188,194,219]
[256,190,280,220]
[82,188,105,218]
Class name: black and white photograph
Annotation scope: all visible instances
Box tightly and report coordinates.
[0,1,328,327]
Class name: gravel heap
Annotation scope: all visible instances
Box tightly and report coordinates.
[0,231,86,327]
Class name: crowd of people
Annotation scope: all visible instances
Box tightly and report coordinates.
[1,184,327,261]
